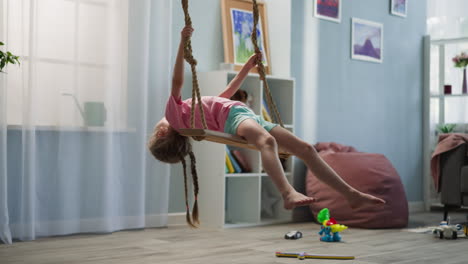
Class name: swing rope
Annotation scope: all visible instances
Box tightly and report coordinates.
[180,0,289,159]
[251,0,284,128]
[181,0,208,131]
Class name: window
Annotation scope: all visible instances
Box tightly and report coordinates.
[427,0,468,129]
[2,0,128,128]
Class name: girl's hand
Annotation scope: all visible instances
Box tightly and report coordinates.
[181,26,194,41]
[245,52,262,69]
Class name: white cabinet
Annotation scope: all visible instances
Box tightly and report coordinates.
[193,71,295,228]
[423,36,468,210]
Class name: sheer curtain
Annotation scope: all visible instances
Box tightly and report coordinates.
[427,0,468,39]
[0,0,171,244]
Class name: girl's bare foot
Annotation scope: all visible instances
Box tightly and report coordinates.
[347,191,385,209]
[282,190,315,210]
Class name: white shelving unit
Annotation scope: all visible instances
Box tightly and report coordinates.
[192,71,295,228]
[423,36,468,210]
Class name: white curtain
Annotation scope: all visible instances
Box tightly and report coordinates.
[427,0,468,39]
[0,0,171,244]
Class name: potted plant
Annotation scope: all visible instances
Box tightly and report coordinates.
[0,42,20,73]
[0,41,20,107]
[452,52,468,94]
[0,41,20,120]
[437,123,457,134]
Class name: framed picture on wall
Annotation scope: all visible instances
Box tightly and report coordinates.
[314,0,341,23]
[390,0,407,18]
[221,0,271,74]
[351,18,383,63]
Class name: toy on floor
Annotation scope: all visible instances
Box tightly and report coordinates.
[284,230,303,240]
[275,251,355,260]
[317,208,348,242]
[432,220,464,239]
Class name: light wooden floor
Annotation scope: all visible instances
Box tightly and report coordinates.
[1,212,467,264]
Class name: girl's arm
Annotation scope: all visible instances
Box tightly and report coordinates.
[171,26,194,99]
[218,53,261,99]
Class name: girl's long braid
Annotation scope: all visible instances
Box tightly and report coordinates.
[188,150,199,225]
[180,154,196,228]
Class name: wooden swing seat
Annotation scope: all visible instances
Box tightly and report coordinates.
[180,128,290,159]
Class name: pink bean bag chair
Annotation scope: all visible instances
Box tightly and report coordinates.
[306,142,408,228]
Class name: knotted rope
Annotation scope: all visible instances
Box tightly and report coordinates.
[251,0,284,128]
[181,0,284,130]
[181,0,208,131]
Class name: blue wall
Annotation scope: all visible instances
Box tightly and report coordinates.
[292,0,427,202]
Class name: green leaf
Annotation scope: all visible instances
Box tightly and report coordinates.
[0,43,21,72]
[438,123,457,133]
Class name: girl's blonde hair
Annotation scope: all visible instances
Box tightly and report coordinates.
[148,129,199,228]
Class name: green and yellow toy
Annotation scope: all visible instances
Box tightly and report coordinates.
[317,208,348,242]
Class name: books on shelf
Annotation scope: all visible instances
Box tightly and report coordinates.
[262,98,273,122]
[231,149,252,172]
[262,98,271,115]
[225,147,252,173]
[262,106,272,122]
[225,153,235,173]
[226,147,242,173]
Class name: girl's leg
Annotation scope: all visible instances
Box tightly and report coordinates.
[268,126,385,209]
[236,119,315,209]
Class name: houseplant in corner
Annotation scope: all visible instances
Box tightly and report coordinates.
[0,42,20,73]
[0,41,20,121]
[452,52,468,94]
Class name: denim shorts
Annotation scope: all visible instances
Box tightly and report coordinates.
[224,106,277,135]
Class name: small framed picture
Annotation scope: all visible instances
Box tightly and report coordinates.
[390,0,407,18]
[314,0,341,23]
[221,0,271,74]
[351,18,383,63]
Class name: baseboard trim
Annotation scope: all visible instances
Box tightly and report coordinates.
[168,212,187,226]
[409,201,425,213]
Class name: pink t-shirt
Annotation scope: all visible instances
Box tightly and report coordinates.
[165,95,245,132]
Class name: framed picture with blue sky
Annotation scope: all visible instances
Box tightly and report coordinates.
[221,0,271,74]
